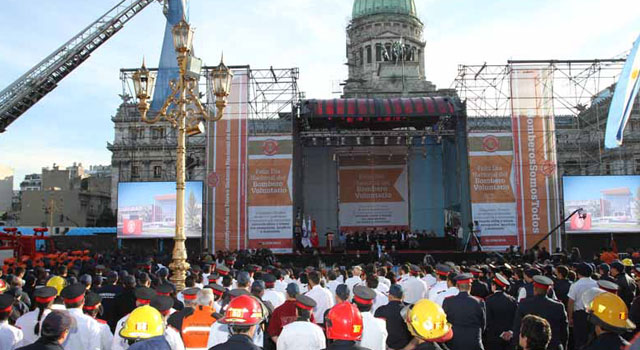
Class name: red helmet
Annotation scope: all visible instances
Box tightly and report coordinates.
[325,302,363,341]
[220,295,265,326]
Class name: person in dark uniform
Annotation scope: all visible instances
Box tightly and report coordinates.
[97,271,123,332]
[16,311,73,350]
[210,295,265,350]
[470,268,490,300]
[510,276,568,350]
[325,302,369,350]
[442,273,486,350]
[597,263,615,283]
[404,298,452,350]
[552,265,571,308]
[582,292,636,350]
[112,275,137,328]
[374,284,412,350]
[485,274,517,350]
[611,261,636,309]
[156,283,183,312]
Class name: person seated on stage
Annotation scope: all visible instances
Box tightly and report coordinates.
[408,232,419,250]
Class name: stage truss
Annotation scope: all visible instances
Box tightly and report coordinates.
[453,58,632,174]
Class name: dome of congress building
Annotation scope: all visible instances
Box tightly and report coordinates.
[352,0,417,19]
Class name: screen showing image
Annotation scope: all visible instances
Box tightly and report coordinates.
[117,181,203,238]
[563,175,640,233]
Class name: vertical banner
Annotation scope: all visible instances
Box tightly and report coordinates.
[510,68,561,249]
[247,136,293,253]
[209,69,249,251]
[468,133,518,250]
[338,155,409,231]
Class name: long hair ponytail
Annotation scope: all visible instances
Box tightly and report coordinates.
[33,300,52,335]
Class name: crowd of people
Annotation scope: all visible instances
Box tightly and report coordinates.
[0,247,640,350]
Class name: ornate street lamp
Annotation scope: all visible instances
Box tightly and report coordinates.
[131,18,233,291]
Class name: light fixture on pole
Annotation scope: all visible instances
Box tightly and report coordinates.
[131,18,233,291]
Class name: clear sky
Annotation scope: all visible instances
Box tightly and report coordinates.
[0,0,639,189]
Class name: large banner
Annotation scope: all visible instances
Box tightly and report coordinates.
[207,69,249,251]
[117,182,203,239]
[468,133,519,249]
[510,68,561,249]
[247,136,293,252]
[338,156,409,231]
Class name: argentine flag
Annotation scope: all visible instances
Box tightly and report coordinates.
[605,33,640,149]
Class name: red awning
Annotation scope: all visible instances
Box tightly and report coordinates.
[302,96,459,119]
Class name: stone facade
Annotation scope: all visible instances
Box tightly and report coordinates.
[343,2,439,98]
[107,102,207,211]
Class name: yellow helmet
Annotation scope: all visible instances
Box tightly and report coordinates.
[119,305,165,340]
[46,276,66,296]
[588,292,635,332]
[404,299,452,341]
[623,258,633,267]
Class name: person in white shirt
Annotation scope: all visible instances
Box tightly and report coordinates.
[345,266,364,294]
[421,266,437,289]
[15,286,57,347]
[378,267,391,294]
[305,271,334,324]
[276,295,326,350]
[326,271,342,296]
[366,275,389,313]
[433,273,459,306]
[274,269,288,294]
[0,294,23,350]
[428,264,451,301]
[400,265,429,304]
[82,292,114,350]
[567,263,598,350]
[60,284,103,350]
[262,274,286,309]
[150,295,185,350]
[353,285,388,350]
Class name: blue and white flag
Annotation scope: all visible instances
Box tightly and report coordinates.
[605,33,640,149]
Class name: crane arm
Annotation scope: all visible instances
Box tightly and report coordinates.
[0,0,160,133]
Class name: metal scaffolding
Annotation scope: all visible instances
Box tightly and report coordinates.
[453,58,637,175]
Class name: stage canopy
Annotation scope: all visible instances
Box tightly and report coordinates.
[300,96,463,129]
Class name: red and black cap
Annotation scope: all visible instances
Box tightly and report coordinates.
[61,284,86,304]
[208,272,220,283]
[455,273,474,285]
[469,268,481,277]
[410,264,421,276]
[228,288,250,299]
[353,285,376,306]
[217,265,230,276]
[263,274,276,288]
[493,274,510,288]
[597,280,619,294]
[150,295,174,316]
[34,287,58,304]
[83,292,102,311]
[210,284,226,297]
[156,283,174,296]
[0,294,13,313]
[295,295,316,311]
[135,287,155,305]
[436,264,451,276]
[182,288,200,302]
[533,275,553,290]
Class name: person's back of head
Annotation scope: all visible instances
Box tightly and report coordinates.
[123,275,137,289]
[308,271,321,286]
[185,275,196,288]
[196,289,214,308]
[519,314,551,350]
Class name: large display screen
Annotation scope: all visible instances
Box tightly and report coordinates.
[563,176,640,233]
[117,182,203,239]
